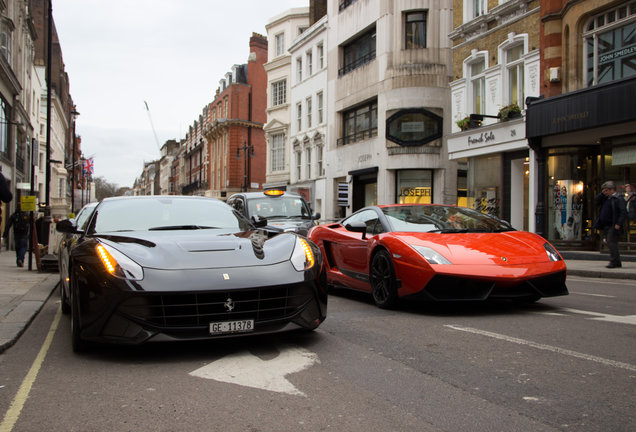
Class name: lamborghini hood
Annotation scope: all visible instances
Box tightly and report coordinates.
[401,231,557,265]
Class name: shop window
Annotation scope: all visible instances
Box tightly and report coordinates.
[584,4,636,86]
[467,154,501,217]
[397,170,433,204]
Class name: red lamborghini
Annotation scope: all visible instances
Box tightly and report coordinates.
[308,204,568,308]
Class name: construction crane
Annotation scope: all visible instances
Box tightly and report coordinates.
[144,100,161,150]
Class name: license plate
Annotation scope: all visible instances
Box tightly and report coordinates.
[209,319,254,335]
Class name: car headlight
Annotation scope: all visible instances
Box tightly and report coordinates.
[410,245,452,265]
[291,237,315,271]
[96,243,144,280]
[543,242,562,262]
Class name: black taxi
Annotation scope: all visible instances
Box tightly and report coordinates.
[227,190,320,236]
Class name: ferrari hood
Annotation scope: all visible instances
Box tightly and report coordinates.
[402,231,554,265]
[97,230,297,270]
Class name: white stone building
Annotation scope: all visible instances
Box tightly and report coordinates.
[324,0,456,220]
[288,14,328,218]
[263,7,310,190]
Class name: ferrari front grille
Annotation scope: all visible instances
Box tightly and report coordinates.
[118,284,314,328]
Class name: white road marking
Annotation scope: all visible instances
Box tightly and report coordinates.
[189,345,319,396]
[560,308,636,325]
[571,292,615,298]
[445,325,636,372]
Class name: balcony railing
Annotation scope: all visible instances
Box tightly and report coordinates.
[337,128,378,146]
[339,0,358,12]
[338,50,376,76]
[182,180,208,195]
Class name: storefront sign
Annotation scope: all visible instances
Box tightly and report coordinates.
[468,131,495,145]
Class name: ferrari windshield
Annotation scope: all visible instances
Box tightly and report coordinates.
[89,197,252,233]
[382,205,514,233]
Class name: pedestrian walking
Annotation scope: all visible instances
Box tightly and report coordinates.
[593,181,627,268]
[0,170,13,250]
[3,204,30,267]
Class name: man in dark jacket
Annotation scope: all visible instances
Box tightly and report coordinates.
[593,181,627,268]
[3,204,29,267]
[0,171,13,248]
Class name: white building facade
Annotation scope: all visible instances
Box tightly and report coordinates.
[324,0,456,220]
[288,15,328,218]
[263,8,310,190]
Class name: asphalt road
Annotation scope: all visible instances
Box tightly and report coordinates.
[0,276,634,432]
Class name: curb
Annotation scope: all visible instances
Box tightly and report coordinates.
[0,275,59,354]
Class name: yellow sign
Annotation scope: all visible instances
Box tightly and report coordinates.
[20,195,36,212]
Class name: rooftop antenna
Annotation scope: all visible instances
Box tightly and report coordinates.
[144,100,161,150]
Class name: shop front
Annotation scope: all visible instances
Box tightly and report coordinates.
[447,118,530,231]
[526,76,636,248]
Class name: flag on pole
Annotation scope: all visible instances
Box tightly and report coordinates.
[83,157,94,175]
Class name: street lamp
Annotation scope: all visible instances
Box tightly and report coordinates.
[236,141,254,192]
[70,108,80,213]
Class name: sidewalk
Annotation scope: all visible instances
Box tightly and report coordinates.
[0,248,634,353]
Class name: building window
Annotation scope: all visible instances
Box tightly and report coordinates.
[270,133,285,172]
[339,28,376,76]
[317,92,324,124]
[317,43,324,69]
[296,103,302,132]
[296,150,302,180]
[307,51,313,76]
[316,144,323,176]
[339,99,378,145]
[386,108,442,147]
[464,0,486,22]
[305,146,312,179]
[405,11,427,49]
[297,57,303,82]
[584,4,636,86]
[0,97,8,157]
[275,33,285,56]
[306,97,312,128]
[0,22,11,64]
[469,58,486,114]
[505,44,524,106]
[271,79,287,107]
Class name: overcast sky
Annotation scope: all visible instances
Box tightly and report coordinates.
[53,0,308,188]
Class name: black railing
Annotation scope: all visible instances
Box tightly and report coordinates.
[339,0,358,12]
[182,180,208,195]
[338,50,376,76]
[337,128,378,146]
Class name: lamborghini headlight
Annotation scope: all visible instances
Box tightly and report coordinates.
[410,245,452,265]
[96,243,144,280]
[543,242,562,262]
[291,237,315,271]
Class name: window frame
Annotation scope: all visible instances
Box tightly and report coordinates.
[339,27,376,76]
[271,79,287,107]
[270,133,285,172]
[405,10,427,49]
[339,99,378,145]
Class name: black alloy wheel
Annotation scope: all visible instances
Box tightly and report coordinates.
[370,250,398,309]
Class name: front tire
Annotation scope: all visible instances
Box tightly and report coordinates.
[370,250,398,309]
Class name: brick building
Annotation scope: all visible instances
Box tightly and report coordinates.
[448,0,542,232]
[203,33,268,199]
